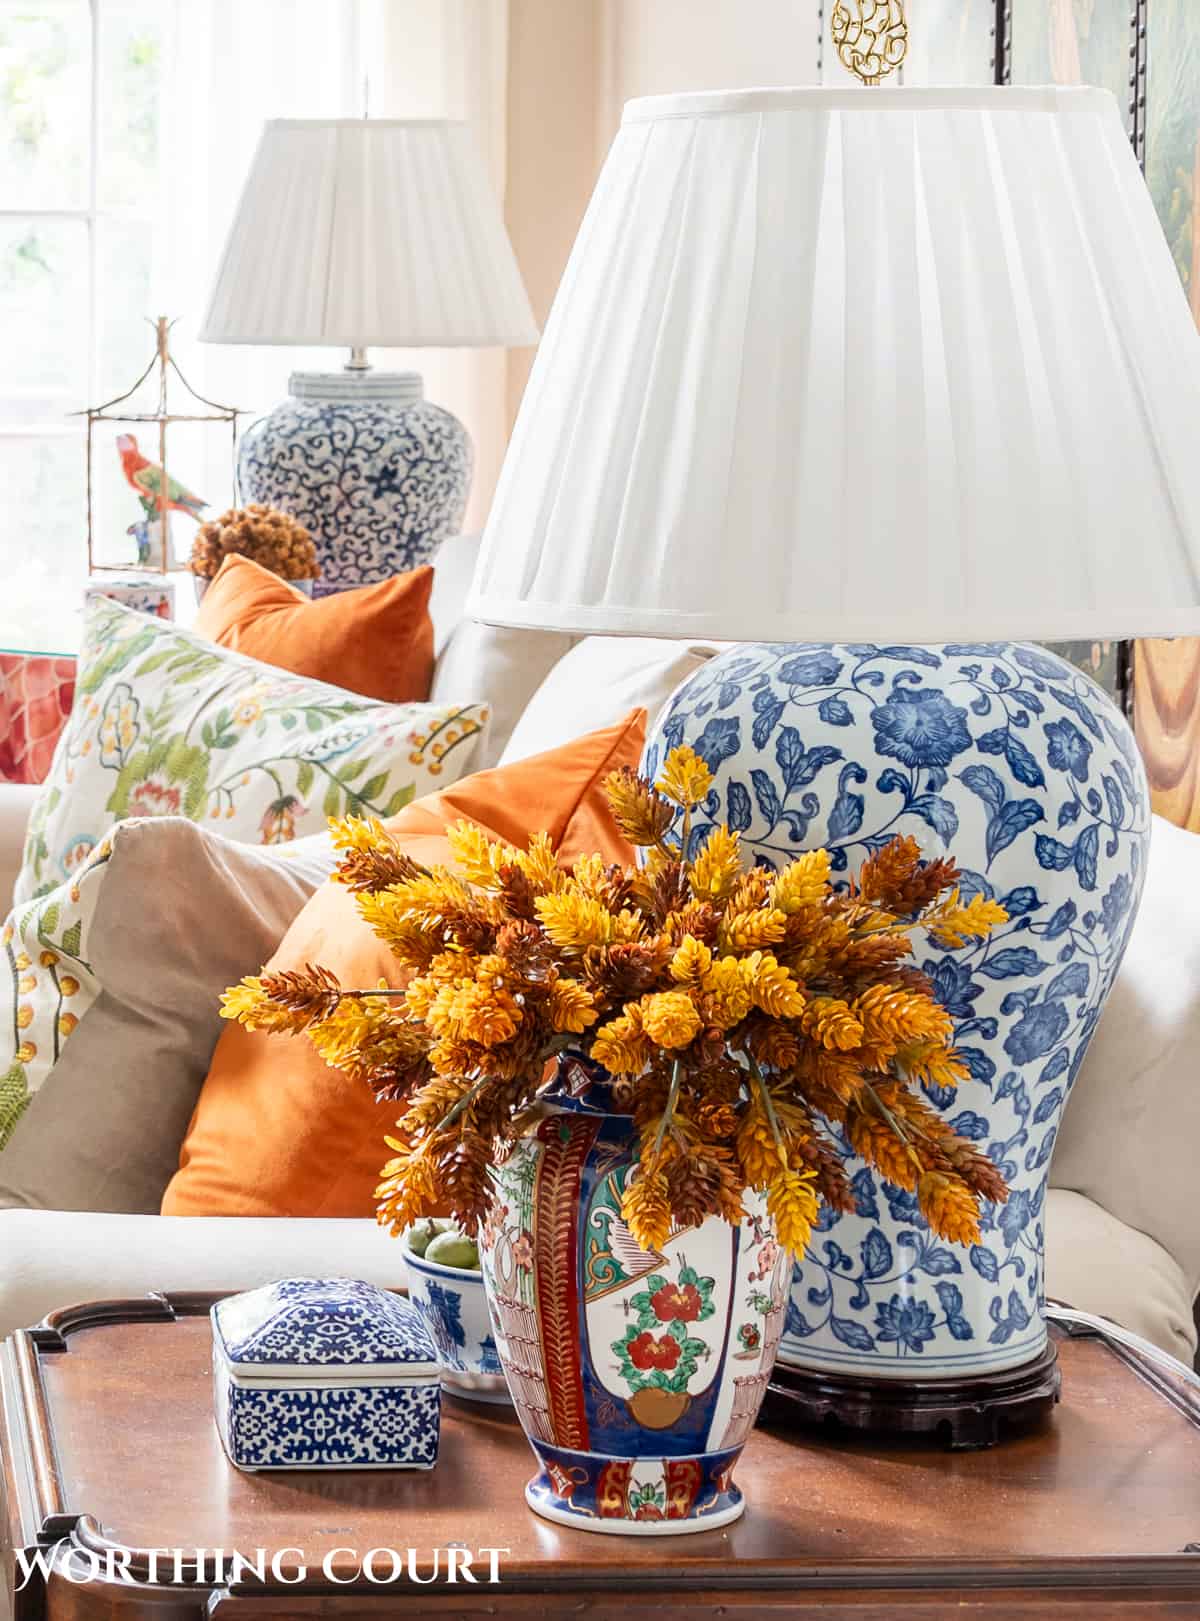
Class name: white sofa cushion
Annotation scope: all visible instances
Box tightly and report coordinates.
[428,530,482,655]
[3,1192,1185,1361]
[432,619,574,768]
[1045,1188,1196,1362]
[499,637,721,766]
[0,1209,407,1341]
[1051,815,1200,1299]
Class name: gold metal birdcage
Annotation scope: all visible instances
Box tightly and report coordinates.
[76,316,243,575]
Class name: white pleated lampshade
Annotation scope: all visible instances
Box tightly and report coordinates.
[469,86,1200,642]
[201,120,538,349]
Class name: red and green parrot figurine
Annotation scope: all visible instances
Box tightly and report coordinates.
[116,433,208,522]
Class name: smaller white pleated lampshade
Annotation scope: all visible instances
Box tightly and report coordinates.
[201,120,538,349]
[469,86,1200,643]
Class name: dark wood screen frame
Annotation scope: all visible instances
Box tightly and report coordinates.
[993,0,1148,723]
[812,1,1149,724]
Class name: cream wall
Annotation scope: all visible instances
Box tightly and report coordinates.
[376,0,517,532]
[377,0,821,528]
[505,0,604,425]
[506,1,822,430]
[597,0,820,143]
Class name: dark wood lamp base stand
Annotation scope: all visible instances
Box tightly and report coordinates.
[765,1341,1062,1450]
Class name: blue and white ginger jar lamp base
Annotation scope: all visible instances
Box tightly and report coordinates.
[238,369,472,596]
[643,640,1150,1386]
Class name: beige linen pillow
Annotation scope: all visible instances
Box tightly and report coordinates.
[498,636,721,766]
[1050,814,1200,1300]
[0,817,335,1213]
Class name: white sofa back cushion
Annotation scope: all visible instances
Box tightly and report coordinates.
[499,637,722,766]
[429,531,577,766]
[432,619,575,769]
[0,1209,407,1342]
[1051,814,1200,1298]
[427,531,482,655]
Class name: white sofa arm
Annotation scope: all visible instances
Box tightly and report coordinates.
[0,783,37,912]
[0,1210,407,1341]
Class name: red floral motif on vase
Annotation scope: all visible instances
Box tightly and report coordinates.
[650,1281,703,1321]
[627,1332,682,1372]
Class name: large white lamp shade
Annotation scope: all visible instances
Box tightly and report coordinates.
[469,86,1200,642]
[201,118,537,348]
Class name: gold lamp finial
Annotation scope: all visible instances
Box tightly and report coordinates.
[832,0,909,86]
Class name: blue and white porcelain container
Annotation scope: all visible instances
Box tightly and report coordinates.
[212,1277,441,1471]
[403,1238,510,1406]
[644,641,1150,1383]
[83,574,175,621]
[237,371,472,596]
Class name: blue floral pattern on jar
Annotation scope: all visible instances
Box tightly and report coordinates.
[643,642,1150,1379]
[238,395,471,593]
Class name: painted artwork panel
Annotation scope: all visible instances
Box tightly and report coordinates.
[1010,0,1137,132]
[898,0,996,86]
[1144,0,1200,320]
[1007,2,1138,702]
[1038,640,1122,705]
[1133,0,1200,829]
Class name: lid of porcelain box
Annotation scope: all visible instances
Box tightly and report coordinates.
[212,1277,439,1381]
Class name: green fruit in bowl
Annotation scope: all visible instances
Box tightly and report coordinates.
[404,1218,452,1258]
[424,1229,480,1271]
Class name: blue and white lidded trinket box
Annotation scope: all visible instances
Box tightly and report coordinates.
[211,1277,441,1471]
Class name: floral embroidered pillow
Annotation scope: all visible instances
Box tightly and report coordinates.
[15,597,488,902]
[1,834,113,1153]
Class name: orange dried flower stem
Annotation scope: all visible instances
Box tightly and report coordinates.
[650,1058,683,1160]
[863,1082,922,1177]
[432,1074,490,1137]
[747,1053,788,1170]
[330,988,408,997]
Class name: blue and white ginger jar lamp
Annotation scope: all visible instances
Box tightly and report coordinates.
[642,641,1150,1384]
[466,84,1200,1402]
[200,118,537,594]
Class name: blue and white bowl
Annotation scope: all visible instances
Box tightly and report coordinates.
[403,1235,511,1405]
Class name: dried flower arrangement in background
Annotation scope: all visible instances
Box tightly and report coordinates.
[188,503,320,583]
[223,746,1010,1259]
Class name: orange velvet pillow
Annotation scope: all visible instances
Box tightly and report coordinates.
[161,710,646,1218]
[193,554,435,703]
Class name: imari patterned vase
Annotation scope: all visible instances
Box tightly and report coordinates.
[479,1055,791,1535]
[238,371,471,596]
[643,642,1150,1383]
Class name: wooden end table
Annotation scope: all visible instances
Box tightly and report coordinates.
[4,1292,1200,1618]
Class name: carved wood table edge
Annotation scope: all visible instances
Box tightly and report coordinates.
[3,1290,1200,1618]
